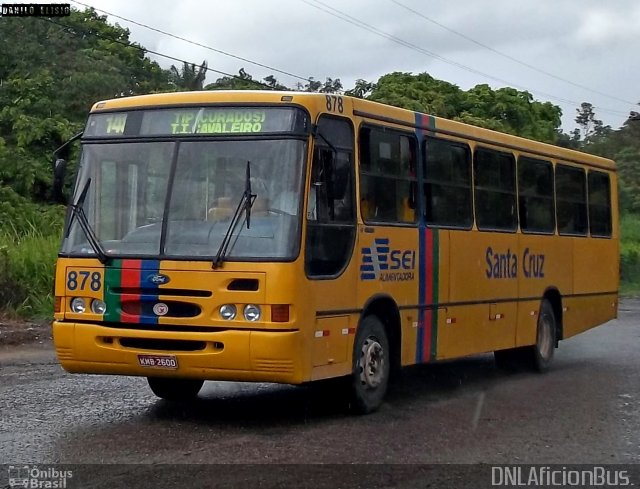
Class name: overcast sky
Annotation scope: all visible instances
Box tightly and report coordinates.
[69,0,640,132]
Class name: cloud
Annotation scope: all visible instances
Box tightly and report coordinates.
[80,0,640,130]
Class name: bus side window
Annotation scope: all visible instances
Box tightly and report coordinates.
[474,148,517,231]
[359,126,417,224]
[517,156,554,234]
[424,137,472,228]
[588,171,612,237]
[556,164,588,236]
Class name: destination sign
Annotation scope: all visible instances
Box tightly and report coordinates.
[85,107,306,137]
[165,109,266,134]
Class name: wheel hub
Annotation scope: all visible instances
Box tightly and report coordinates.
[538,314,553,360]
[359,337,385,389]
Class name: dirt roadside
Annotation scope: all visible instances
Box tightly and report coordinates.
[0,318,52,347]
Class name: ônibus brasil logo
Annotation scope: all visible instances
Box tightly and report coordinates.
[360,238,416,282]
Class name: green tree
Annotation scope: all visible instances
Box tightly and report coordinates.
[575,102,611,145]
[0,8,170,201]
[295,77,343,93]
[617,147,640,214]
[205,68,260,90]
[263,75,289,90]
[169,60,208,91]
[345,79,375,99]
[366,72,561,143]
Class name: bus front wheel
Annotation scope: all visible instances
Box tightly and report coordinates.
[349,315,390,414]
[147,377,204,401]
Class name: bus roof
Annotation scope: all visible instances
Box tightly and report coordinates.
[90,90,615,170]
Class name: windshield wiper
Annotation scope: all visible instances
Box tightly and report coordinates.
[65,178,108,264]
[212,161,256,269]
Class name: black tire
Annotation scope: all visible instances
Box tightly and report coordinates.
[527,298,556,372]
[147,377,204,401]
[349,315,390,414]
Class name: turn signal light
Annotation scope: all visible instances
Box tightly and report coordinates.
[271,304,290,323]
[54,296,62,313]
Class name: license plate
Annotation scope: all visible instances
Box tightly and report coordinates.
[138,354,178,369]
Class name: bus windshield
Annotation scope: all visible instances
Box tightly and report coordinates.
[61,138,307,260]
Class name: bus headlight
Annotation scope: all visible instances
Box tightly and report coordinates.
[91,299,107,315]
[244,304,261,322]
[70,297,86,314]
[219,304,237,320]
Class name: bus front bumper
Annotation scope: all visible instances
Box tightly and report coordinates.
[52,321,305,384]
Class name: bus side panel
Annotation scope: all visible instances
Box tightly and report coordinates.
[437,229,518,360]
[515,234,573,347]
[565,236,618,338]
[308,263,358,381]
[355,224,421,367]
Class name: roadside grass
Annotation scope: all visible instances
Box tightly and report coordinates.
[620,213,640,295]
[0,218,63,319]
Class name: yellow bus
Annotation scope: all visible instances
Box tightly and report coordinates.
[52,91,618,413]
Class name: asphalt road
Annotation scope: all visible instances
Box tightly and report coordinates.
[1,300,639,487]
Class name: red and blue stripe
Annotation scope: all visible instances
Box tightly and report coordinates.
[415,113,440,363]
[105,259,161,324]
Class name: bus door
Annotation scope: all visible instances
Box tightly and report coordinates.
[305,115,357,376]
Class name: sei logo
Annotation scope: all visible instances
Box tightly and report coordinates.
[360,238,416,282]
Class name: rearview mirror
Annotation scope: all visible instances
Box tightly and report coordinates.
[52,158,67,204]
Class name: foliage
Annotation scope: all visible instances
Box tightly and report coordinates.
[575,102,612,144]
[205,68,265,90]
[0,9,171,201]
[366,73,562,143]
[0,225,60,317]
[620,214,640,292]
[169,61,208,91]
[0,186,63,317]
[0,186,65,236]
[345,79,375,99]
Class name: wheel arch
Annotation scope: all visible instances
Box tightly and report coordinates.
[360,294,402,374]
[543,287,563,342]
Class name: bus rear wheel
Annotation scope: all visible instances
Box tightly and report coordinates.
[527,298,556,372]
[349,315,390,414]
[147,377,204,401]
[494,298,556,372]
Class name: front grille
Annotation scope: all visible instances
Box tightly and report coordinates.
[113,287,212,297]
[97,322,230,333]
[121,300,201,318]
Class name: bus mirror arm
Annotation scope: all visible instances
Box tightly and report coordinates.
[52,131,83,204]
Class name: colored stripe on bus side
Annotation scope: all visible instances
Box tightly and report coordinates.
[429,230,439,360]
[416,113,439,363]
